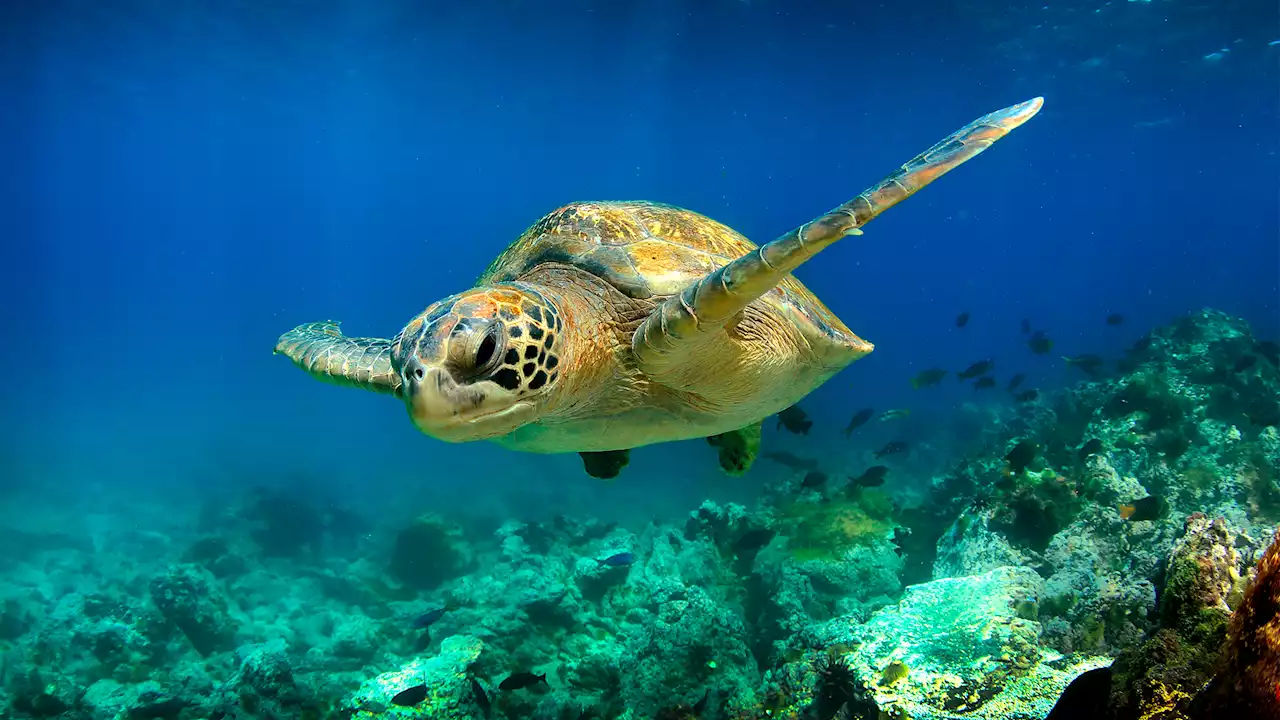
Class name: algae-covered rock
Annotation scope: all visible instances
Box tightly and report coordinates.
[820,566,1111,720]
[149,562,241,657]
[345,634,484,719]
[933,507,1031,579]
[80,679,187,720]
[388,515,471,591]
[1195,527,1280,716]
[1107,513,1251,719]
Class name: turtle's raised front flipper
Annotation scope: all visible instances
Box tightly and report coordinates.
[632,97,1044,380]
[274,321,403,396]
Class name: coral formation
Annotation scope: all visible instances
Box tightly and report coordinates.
[814,566,1111,720]
[2,309,1277,719]
[1193,527,1280,717]
[389,515,472,591]
[345,635,485,719]
[1106,513,1245,718]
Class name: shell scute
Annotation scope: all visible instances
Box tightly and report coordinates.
[479,200,855,344]
[481,201,754,300]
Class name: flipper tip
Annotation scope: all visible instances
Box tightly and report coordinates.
[976,97,1045,135]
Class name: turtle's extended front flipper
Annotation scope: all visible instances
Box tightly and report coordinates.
[633,97,1044,380]
[274,321,403,396]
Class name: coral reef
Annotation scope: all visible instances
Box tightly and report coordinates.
[2,309,1277,719]
[814,566,1112,720]
[923,310,1279,663]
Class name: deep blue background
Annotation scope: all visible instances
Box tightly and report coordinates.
[2,0,1276,525]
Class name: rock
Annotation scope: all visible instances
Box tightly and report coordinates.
[1107,513,1250,719]
[345,634,485,719]
[1194,527,1280,716]
[388,516,471,591]
[148,563,240,657]
[81,679,131,720]
[822,566,1111,720]
[80,679,186,720]
[1160,513,1243,632]
[933,508,1030,579]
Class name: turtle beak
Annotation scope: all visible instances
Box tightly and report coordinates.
[402,363,534,442]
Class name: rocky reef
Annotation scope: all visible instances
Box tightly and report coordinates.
[814,566,1111,720]
[1,309,1276,719]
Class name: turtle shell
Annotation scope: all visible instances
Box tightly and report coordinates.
[479,200,857,343]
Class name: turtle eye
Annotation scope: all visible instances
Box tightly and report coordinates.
[466,323,503,375]
[475,330,497,368]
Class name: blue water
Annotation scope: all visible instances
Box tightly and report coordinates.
[2,0,1276,526]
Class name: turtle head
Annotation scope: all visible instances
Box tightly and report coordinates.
[392,285,564,442]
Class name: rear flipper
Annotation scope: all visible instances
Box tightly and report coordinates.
[706,421,762,476]
[580,450,631,479]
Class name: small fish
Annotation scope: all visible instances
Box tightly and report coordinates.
[1006,373,1027,392]
[1119,496,1167,522]
[801,471,828,489]
[843,408,875,436]
[776,405,813,435]
[957,360,994,380]
[499,671,548,691]
[732,528,776,554]
[911,368,948,389]
[391,684,429,707]
[597,552,635,567]
[1106,313,1125,326]
[973,376,996,390]
[1014,389,1039,403]
[878,408,911,422]
[763,451,819,471]
[1004,440,1038,475]
[470,677,491,718]
[411,600,460,629]
[1078,439,1103,459]
[874,441,909,459]
[955,312,971,328]
[1131,335,1154,354]
[1020,318,1032,335]
[1064,354,1105,376]
[1234,355,1257,372]
[850,465,889,488]
[1028,331,1054,355]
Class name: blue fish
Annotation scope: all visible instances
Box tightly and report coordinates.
[597,552,635,567]
[411,600,458,629]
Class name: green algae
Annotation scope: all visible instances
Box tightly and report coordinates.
[779,498,894,562]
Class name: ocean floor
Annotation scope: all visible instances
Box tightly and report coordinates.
[1,309,1278,719]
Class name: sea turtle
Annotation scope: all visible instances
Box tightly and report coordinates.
[275,97,1043,479]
